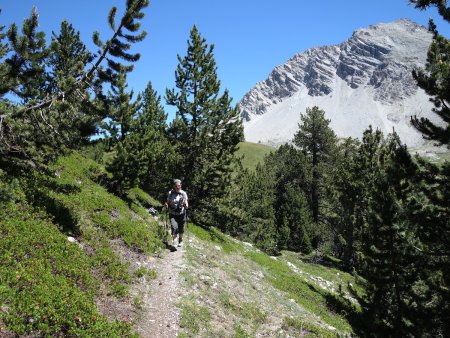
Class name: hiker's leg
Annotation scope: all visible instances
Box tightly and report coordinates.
[178,214,185,244]
[170,216,179,243]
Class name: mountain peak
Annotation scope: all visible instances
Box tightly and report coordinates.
[239,20,439,153]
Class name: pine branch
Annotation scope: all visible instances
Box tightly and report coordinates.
[11,0,147,116]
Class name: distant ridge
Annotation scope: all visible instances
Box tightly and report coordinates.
[239,19,443,154]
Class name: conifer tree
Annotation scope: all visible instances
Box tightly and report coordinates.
[329,137,364,270]
[104,71,140,144]
[47,20,99,147]
[6,7,48,103]
[409,1,450,144]
[166,25,243,222]
[108,82,177,196]
[0,0,149,172]
[293,106,337,246]
[408,2,450,334]
[0,13,14,96]
[264,144,313,252]
[358,130,424,336]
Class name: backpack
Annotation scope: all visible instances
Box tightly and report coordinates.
[169,190,185,214]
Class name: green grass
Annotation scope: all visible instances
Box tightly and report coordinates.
[179,296,212,336]
[281,251,365,302]
[236,141,274,171]
[245,251,357,333]
[45,152,162,253]
[187,223,360,336]
[0,151,165,336]
[0,203,137,337]
[187,223,240,254]
[282,317,338,337]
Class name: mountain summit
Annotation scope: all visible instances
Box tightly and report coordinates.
[239,19,440,151]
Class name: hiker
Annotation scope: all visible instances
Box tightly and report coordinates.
[165,179,188,247]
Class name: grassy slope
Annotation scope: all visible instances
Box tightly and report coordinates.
[1,149,364,337]
[0,152,162,337]
[179,224,362,337]
[236,142,274,170]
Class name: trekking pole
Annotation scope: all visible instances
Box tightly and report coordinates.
[166,208,171,240]
[163,206,168,233]
[185,208,189,242]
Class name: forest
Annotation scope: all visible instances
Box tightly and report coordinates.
[0,0,449,336]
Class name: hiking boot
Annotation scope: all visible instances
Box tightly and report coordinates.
[177,241,182,247]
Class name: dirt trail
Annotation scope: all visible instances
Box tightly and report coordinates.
[134,233,186,338]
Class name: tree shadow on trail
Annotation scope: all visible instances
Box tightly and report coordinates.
[306,282,364,334]
[161,238,178,252]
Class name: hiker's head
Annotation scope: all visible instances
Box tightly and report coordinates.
[173,179,182,191]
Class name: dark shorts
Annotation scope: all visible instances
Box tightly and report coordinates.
[170,213,186,235]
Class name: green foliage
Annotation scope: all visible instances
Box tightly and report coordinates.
[0,0,149,174]
[408,3,450,335]
[0,203,137,337]
[103,71,140,144]
[0,169,22,204]
[410,1,450,145]
[294,106,337,229]
[166,25,243,223]
[127,186,161,208]
[355,130,433,336]
[326,137,363,270]
[107,81,177,198]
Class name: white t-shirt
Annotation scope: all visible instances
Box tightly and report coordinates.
[167,189,188,215]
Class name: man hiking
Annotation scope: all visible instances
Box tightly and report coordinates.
[165,179,188,247]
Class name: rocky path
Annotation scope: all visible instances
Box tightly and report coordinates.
[134,228,185,337]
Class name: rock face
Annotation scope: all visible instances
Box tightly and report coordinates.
[239,19,440,151]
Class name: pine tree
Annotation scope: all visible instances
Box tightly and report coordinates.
[6,7,48,103]
[47,20,100,148]
[263,144,313,253]
[0,12,15,96]
[0,1,149,172]
[358,131,426,336]
[408,2,450,334]
[165,25,243,222]
[409,1,450,144]
[245,163,278,254]
[404,157,450,335]
[103,71,140,144]
[108,82,177,197]
[136,83,178,198]
[329,137,365,270]
[293,106,337,247]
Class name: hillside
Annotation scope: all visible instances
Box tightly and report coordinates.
[236,141,274,170]
[178,224,362,337]
[0,152,164,336]
[0,152,363,337]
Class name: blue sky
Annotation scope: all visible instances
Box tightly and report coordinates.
[1,0,449,112]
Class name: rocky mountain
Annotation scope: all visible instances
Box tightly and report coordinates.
[239,19,444,154]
